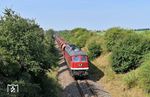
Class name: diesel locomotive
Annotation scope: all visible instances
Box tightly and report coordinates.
[55,35,89,77]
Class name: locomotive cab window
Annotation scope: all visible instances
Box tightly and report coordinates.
[81,56,87,62]
[73,56,80,62]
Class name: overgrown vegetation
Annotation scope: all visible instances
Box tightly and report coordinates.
[60,27,150,96]
[87,42,102,60]
[112,33,150,73]
[123,71,138,88]
[104,27,129,51]
[0,9,60,97]
[138,52,150,93]
[123,52,150,96]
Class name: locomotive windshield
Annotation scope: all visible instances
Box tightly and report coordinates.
[81,56,87,62]
[72,56,87,62]
[73,56,80,62]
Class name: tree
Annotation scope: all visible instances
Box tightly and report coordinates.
[0,8,59,97]
[105,27,131,51]
[87,42,102,60]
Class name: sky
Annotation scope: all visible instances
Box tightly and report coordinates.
[0,0,150,30]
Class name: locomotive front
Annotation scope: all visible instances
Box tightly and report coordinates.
[71,53,89,77]
[55,35,89,78]
[65,45,89,77]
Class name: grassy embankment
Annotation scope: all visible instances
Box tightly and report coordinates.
[60,28,150,97]
[92,53,146,97]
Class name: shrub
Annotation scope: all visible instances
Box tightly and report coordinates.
[86,34,107,52]
[60,28,92,48]
[105,27,131,51]
[75,34,89,48]
[87,42,102,59]
[112,33,150,73]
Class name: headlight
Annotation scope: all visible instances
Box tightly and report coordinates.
[79,64,83,66]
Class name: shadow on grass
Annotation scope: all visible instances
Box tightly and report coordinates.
[40,72,62,97]
[88,61,104,81]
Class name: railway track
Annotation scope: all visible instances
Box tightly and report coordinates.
[76,80,98,97]
[56,40,111,97]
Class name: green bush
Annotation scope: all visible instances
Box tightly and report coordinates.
[59,31,72,42]
[12,80,42,97]
[112,33,150,73]
[87,42,102,59]
[60,28,92,48]
[105,27,131,51]
[138,52,150,93]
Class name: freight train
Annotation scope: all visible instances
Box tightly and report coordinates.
[54,34,89,78]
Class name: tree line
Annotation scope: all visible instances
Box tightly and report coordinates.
[0,9,60,97]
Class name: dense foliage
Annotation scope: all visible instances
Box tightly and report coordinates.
[87,42,102,60]
[60,28,92,47]
[111,33,150,73]
[105,27,131,51]
[0,9,59,97]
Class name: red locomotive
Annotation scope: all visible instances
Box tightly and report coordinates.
[55,35,89,77]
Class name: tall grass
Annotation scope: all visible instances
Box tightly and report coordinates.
[123,71,138,88]
[123,52,150,96]
[138,52,150,93]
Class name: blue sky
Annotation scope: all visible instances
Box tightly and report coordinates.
[0,0,149,30]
